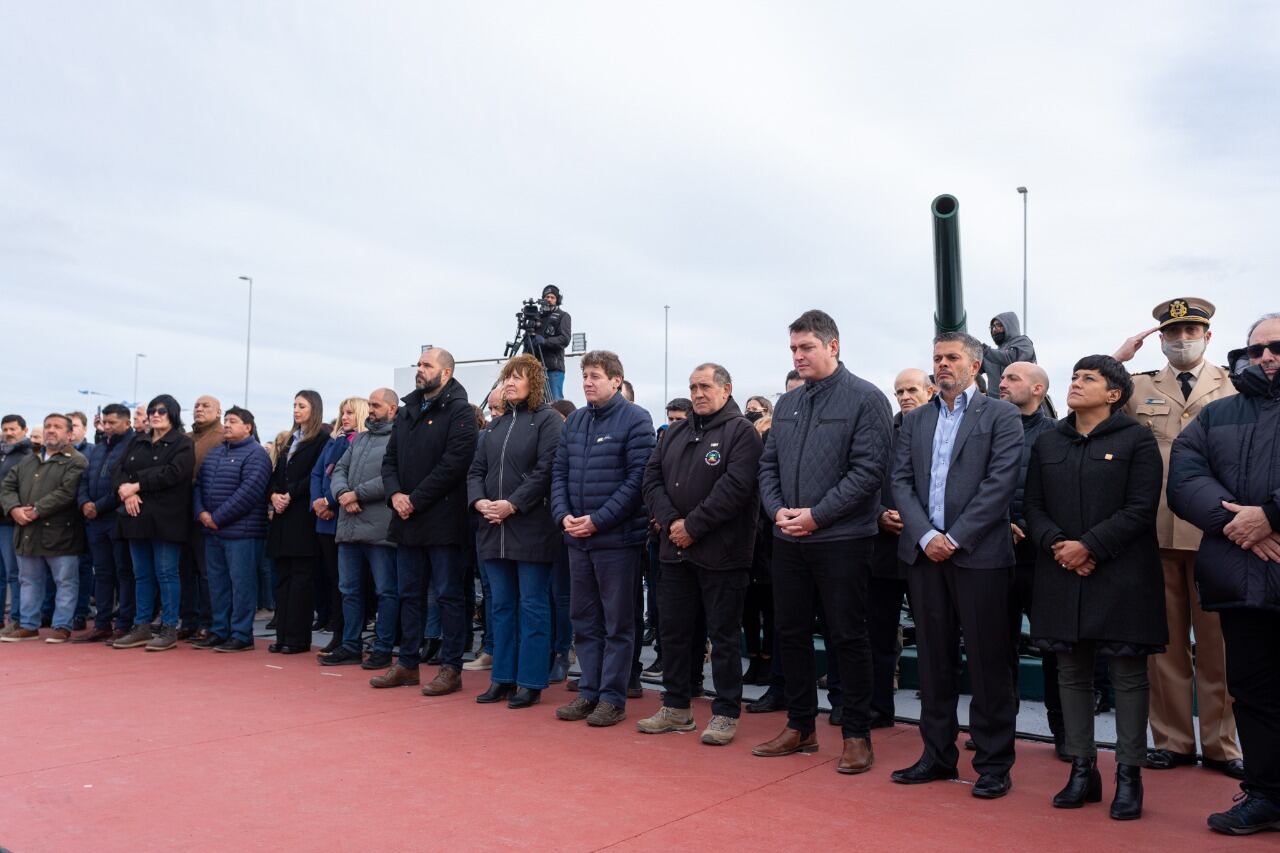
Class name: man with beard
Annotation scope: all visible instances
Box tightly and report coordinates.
[0,415,34,632]
[980,312,1037,399]
[1114,298,1242,779]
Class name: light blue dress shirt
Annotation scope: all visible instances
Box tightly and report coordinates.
[918,383,978,551]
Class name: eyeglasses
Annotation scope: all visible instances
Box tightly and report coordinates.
[1245,341,1280,359]
[147,406,168,416]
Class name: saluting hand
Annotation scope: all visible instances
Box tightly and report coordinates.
[1112,326,1160,362]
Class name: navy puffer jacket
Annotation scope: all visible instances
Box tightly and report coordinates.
[194,437,272,540]
[77,428,134,525]
[1168,359,1280,612]
[551,392,655,551]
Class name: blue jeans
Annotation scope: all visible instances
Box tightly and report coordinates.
[75,551,93,620]
[485,558,552,689]
[87,522,135,630]
[0,524,18,621]
[396,545,465,670]
[546,370,565,402]
[17,554,79,630]
[206,537,265,643]
[130,539,182,627]
[339,543,397,654]
[258,553,275,609]
[550,545,571,656]
[425,588,440,639]
[569,546,639,707]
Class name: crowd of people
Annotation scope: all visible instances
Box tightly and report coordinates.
[1,300,1278,838]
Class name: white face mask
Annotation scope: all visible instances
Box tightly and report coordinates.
[1162,338,1206,369]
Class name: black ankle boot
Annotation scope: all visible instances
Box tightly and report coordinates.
[508,687,541,709]
[1110,764,1143,820]
[475,682,514,704]
[1053,757,1102,808]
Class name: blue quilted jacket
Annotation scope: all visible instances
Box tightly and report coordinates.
[193,437,272,540]
[551,392,655,551]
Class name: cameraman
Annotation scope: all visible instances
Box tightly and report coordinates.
[531,285,572,401]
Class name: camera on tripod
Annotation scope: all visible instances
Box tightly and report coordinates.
[505,297,551,359]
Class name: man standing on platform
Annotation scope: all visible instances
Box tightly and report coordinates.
[1114,298,1243,779]
[890,332,1022,798]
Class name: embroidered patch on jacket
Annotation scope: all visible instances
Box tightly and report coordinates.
[704,450,721,466]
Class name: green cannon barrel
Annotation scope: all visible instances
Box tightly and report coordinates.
[932,194,967,334]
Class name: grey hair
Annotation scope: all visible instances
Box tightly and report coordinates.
[1247,313,1280,343]
[692,362,732,387]
[934,331,984,363]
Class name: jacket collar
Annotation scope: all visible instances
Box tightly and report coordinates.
[1228,350,1280,399]
[690,397,743,433]
[365,417,394,435]
[225,436,258,450]
[804,363,849,396]
[145,428,182,447]
[1058,410,1136,441]
[588,391,625,416]
[402,377,466,420]
[0,437,32,458]
[106,428,134,448]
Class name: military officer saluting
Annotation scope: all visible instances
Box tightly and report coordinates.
[1113,297,1243,779]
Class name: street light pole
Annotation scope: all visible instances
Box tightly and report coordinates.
[1017,186,1028,334]
[239,276,254,407]
[133,353,147,405]
[663,305,670,406]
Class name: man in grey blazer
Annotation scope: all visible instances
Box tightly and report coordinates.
[890,331,1024,798]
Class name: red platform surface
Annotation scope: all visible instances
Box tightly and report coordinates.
[0,639,1270,852]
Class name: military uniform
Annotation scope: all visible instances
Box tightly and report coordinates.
[1125,298,1240,766]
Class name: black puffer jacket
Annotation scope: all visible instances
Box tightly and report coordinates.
[1010,410,1057,531]
[382,378,478,547]
[1168,359,1280,612]
[467,402,563,563]
[113,429,195,543]
[643,398,763,570]
[759,363,892,543]
[267,430,328,558]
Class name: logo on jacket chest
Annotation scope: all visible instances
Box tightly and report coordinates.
[704,450,721,466]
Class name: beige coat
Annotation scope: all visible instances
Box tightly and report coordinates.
[1126,362,1236,551]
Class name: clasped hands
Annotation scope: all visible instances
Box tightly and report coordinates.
[1222,501,1280,561]
[775,507,817,538]
[474,499,515,525]
[1052,540,1096,576]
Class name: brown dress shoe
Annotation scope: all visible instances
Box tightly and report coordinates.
[838,737,874,774]
[369,665,420,688]
[421,665,462,696]
[752,727,819,757]
[71,627,115,644]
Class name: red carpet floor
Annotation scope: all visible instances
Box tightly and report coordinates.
[0,638,1270,852]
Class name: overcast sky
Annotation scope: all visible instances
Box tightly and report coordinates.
[3,2,1275,433]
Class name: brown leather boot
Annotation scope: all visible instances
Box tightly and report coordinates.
[838,737,874,774]
[369,665,420,688]
[752,727,819,757]
[421,665,462,696]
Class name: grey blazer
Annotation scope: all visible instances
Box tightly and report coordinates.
[891,389,1023,569]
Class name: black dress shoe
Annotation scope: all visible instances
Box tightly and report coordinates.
[317,636,342,655]
[320,647,363,666]
[972,773,1012,799]
[1110,764,1143,820]
[214,638,254,653]
[268,643,284,653]
[1202,757,1247,780]
[361,650,392,670]
[476,682,515,704]
[1053,757,1102,808]
[279,645,310,655]
[746,691,786,714]
[1145,748,1196,769]
[891,756,959,785]
[508,687,541,709]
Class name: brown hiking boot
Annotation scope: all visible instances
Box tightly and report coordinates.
[1,627,40,642]
[586,701,626,727]
[421,665,462,696]
[146,625,178,652]
[837,737,874,774]
[369,665,420,688]
[556,696,598,721]
[113,624,153,649]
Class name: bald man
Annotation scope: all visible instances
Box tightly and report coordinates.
[180,394,223,640]
[997,361,1065,758]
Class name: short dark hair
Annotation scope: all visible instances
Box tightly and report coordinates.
[1,414,26,429]
[784,369,801,384]
[67,410,88,428]
[44,413,72,430]
[620,380,635,401]
[665,398,693,414]
[934,331,984,363]
[581,350,625,380]
[550,399,576,418]
[789,309,840,346]
[1072,354,1133,413]
[225,406,255,427]
[147,394,185,432]
[102,403,130,419]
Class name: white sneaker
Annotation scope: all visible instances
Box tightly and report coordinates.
[462,651,493,671]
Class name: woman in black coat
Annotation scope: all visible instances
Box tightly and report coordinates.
[1025,355,1167,820]
[111,394,196,652]
[466,355,563,708]
[267,390,328,653]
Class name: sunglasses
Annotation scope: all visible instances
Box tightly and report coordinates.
[1245,341,1280,359]
[147,406,168,416]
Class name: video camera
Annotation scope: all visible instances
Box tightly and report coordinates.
[505,297,553,359]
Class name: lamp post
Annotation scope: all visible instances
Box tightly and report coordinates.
[1016,187,1028,334]
[133,353,147,405]
[239,275,254,407]
[663,305,670,406]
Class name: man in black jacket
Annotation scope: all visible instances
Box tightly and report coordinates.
[371,348,478,696]
[73,404,135,643]
[531,285,572,401]
[753,310,892,775]
[639,364,763,746]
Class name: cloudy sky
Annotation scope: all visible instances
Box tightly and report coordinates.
[3,2,1275,432]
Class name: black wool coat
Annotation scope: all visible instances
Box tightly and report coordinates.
[113,429,196,543]
[1025,412,1168,647]
[267,431,328,558]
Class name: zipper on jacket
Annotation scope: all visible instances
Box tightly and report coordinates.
[497,410,518,558]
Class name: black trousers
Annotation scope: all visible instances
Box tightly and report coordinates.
[908,559,1017,776]
[773,536,874,739]
[316,533,342,636]
[273,555,316,648]
[1219,607,1280,803]
[658,562,748,718]
[868,574,908,722]
[1011,559,1062,732]
[179,525,211,629]
[743,580,774,659]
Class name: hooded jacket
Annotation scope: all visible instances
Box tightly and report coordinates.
[77,428,135,531]
[467,401,564,563]
[381,378,478,547]
[981,311,1037,398]
[0,438,34,527]
[642,397,762,570]
[194,436,272,540]
[0,446,87,556]
[1168,358,1280,612]
[331,418,395,547]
